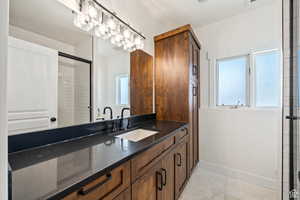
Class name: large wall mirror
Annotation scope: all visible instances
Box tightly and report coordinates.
[8,0,153,136]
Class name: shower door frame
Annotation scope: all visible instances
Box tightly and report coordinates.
[58,51,93,123]
[286,0,300,199]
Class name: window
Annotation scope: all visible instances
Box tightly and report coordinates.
[254,51,281,107]
[116,75,129,105]
[215,50,281,108]
[217,56,248,106]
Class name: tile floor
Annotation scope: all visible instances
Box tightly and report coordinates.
[179,166,280,200]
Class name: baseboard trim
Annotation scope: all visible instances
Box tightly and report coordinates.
[199,160,279,190]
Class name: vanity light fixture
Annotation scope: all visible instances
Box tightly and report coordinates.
[73,0,145,51]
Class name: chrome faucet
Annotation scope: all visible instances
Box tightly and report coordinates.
[103,107,113,120]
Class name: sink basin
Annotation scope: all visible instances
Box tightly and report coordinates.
[116,129,158,142]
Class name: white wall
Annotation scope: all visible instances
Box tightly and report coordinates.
[0,0,8,199]
[195,1,282,189]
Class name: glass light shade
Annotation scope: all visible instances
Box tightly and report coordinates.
[73,0,144,52]
[98,24,107,34]
[74,13,94,31]
[88,3,98,19]
[107,18,117,31]
[123,29,131,39]
[115,34,123,42]
[95,24,112,40]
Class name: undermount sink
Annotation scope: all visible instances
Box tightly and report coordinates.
[115,129,158,142]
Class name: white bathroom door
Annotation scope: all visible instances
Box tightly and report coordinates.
[7,37,58,135]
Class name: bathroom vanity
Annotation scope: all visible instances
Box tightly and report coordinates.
[8,115,190,200]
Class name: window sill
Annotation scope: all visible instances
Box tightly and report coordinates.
[200,106,282,112]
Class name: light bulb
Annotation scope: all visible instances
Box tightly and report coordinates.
[98,24,107,35]
[111,36,120,46]
[107,18,116,30]
[115,34,123,42]
[123,29,131,39]
[74,13,94,31]
[88,4,98,19]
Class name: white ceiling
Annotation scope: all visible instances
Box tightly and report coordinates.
[140,0,279,28]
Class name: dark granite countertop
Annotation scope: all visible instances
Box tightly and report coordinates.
[8,120,186,200]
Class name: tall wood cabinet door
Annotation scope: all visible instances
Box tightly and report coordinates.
[161,151,175,200]
[132,162,163,200]
[189,37,200,170]
[174,139,189,199]
[130,50,154,115]
[155,32,190,122]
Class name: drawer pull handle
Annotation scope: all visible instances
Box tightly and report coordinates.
[78,173,112,196]
[156,171,163,191]
[193,86,197,96]
[161,168,167,186]
[181,127,188,134]
[184,127,188,134]
[193,65,198,75]
[176,153,182,167]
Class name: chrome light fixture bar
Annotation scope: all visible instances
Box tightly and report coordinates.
[73,0,145,51]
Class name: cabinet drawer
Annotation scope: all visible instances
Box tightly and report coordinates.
[175,127,188,143]
[113,188,131,200]
[131,136,174,181]
[63,161,130,200]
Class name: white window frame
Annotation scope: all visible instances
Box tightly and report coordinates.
[215,54,250,108]
[115,74,129,106]
[252,49,282,109]
[212,49,282,109]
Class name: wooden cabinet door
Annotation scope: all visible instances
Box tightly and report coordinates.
[132,162,163,200]
[161,150,175,200]
[174,138,189,199]
[188,36,200,172]
[130,50,154,115]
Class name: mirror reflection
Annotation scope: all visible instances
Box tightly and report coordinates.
[94,39,130,121]
[8,0,135,135]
